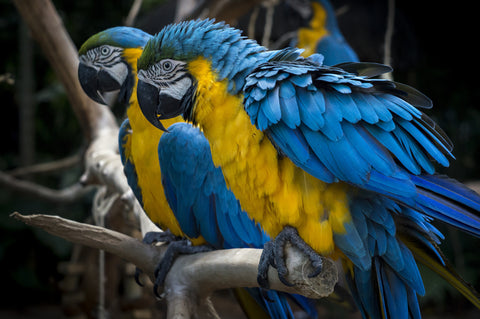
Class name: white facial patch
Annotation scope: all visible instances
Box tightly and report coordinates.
[105,62,128,85]
[79,54,99,70]
[161,77,192,100]
[137,69,155,86]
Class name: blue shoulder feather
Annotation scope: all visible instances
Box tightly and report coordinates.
[118,119,143,205]
[244,58,480,238]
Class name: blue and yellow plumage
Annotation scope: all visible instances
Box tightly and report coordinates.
[78,26,317,319]
[295,0,358,64]
[78,26,185,238]
[135,19,480,318]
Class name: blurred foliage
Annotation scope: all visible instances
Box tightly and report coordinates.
[0,0,479,317]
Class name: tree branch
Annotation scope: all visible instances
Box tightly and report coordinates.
[382,0,395,80]
[11,212,338,317]
[187,0,264,25]
[7,154,82,177]
[0,171,94,203]
[124,0,144,27]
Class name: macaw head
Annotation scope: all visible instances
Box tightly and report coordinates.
[78,26,152,105]
[136,19,265,131]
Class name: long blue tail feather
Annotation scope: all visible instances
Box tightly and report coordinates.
[411,174,480,237]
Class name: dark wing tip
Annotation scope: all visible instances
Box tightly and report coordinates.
[335,62,393,78]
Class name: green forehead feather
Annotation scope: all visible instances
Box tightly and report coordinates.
[137,36,196,70]
[136,19,268,96]
[79,27,152,56]
[79,32,111,55]
[137,19,250,70]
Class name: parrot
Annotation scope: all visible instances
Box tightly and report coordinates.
[77,26,318,319]
[135,19,480,319]
[295,0,359,63]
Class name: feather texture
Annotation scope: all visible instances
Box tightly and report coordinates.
[80,26,316,319]
[136,19,480,319]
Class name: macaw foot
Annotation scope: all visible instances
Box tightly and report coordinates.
[143,229,179,244]
[257,226,323,289]
[153,240,212,298]
[135,230,181,286]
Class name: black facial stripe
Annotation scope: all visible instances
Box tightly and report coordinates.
[160,65,188,84]
[83,46,123,66]
[155,72,190,89]
[98,49,122,63]
[167,72,189,85]
[101,57,123,68]
[101,55,121,65]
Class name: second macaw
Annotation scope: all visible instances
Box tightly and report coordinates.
[77,26,318,319]
[135,19,480,319]
[295,0,358,64]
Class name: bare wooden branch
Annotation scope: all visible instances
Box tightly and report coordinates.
[0,171,94,203]
[260,0,279,48]
[125,0,144,27]
[190,0,264,25]
[174,0,198,22]
[382,0,395,81]
[8,154,82,177]
[11,212,159,276]
[466,181,480,195]
[11,212,338,318]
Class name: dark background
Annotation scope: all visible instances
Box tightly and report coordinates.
[0,0,479,318]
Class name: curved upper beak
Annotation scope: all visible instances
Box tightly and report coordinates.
[137,79,168,131]
[78,62,123,105]
[78,62,107,105]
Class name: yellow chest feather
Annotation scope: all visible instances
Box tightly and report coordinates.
[121,48,207,243]
[126,89,205,245]
[125,92,181,235]
[188,58,351,255]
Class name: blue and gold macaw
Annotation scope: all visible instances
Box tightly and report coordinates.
[77,26,317,319]
[135,19,480,318]
[295,0,358,64]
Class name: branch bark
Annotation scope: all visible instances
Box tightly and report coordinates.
[0,171,94,203]
[7,154,82,177]
[11,212,338,318]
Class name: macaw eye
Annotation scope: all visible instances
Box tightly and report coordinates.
[162,60,173,72]
[100,46,111,56]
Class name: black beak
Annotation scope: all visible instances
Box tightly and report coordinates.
[137,79,167,131]
[78,62,122,105]
[137,79,190,132]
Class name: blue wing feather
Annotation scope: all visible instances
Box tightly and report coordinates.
[248,44,479,314]
[244,58,480,239]
[118,119,143,205]
[343,191,434,319]
[296,86,325,130]
[159,122,269,249]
